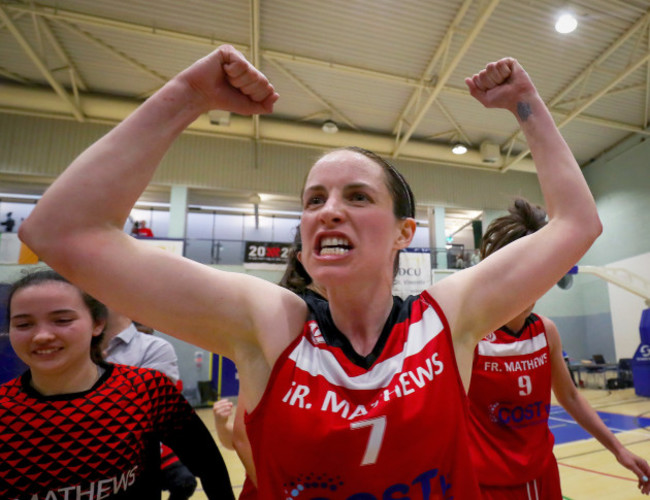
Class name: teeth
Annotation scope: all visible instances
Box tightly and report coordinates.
[321,237,350,248]
[320,247,349,256]
[35,348,59,355]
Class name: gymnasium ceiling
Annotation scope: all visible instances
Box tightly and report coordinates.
[2,0,650,234]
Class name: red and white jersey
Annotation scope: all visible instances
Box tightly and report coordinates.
[246,291,480,499]
[467,313,554,486]
[239,477,257,499]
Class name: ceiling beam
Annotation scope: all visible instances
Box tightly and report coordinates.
[553,83,644,108]
[0,66,30,83]
[36,16,88,92]
[250,0,260,140]
[550,110,650,136]
[5,3,439,93]
[0,83,539,172]
[391,0,501,158]
[56,20,169,84]
[442,84,650,135]
[497,10,650,170]
[550,10,650,109]
[0,4,84,121]
[264,57,359,130]
[434,100,472,145]
[391,0,474,136]
[503,51,650,171]
[262,50,436,90]
[4,3,239,49]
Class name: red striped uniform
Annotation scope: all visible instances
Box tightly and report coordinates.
[238,477,257,499]
[246,291,480,499]
[468,313,560,499]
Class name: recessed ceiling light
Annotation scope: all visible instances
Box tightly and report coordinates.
[452,143,468,155]
[555,13,577,34]
[322,120,338,134]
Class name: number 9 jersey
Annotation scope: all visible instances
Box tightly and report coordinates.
[467,313,554,487]
[245,291,480,499]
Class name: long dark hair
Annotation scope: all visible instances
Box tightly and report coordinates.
[7,269,108,364]
[480,198,547,260]
[278,226,312,294]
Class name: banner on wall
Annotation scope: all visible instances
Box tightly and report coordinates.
[0,233,38,264]
[212,354,240,398]
[243,241,292,270]
[393,248,432,299]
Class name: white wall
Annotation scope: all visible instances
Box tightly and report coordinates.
[606,252,650,359]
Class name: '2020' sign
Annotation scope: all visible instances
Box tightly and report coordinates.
[244,241,291,264]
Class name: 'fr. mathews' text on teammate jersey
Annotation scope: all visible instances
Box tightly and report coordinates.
[467,313,554,486]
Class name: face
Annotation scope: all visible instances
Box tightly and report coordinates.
[9,281,104,378]
[299,150,413,288]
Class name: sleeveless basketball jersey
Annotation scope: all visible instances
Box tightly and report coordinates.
[246,291,480,499]
[239,476,257,499]
[467,313,554,486]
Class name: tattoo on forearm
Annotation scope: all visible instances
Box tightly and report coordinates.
[517,101,532,121]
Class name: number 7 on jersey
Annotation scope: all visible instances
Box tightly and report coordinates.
[350,416,387,466]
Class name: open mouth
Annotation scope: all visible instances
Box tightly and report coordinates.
[319,236,352,256]
[33,347,62,355]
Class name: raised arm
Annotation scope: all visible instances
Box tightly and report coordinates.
[19,46,303,367]
[546,318,650,495]
[431,59,602,352]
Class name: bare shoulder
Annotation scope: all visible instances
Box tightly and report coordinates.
[539,314,559,335]
[425,268,480,344]
[232,283,308,408]
[539,314,561,351]
[236,277,309,361]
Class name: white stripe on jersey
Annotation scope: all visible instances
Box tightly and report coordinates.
[525,479,539,500]
[477,332,547,358]
[288,305,444,391]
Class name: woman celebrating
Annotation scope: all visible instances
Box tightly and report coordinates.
[467,199,650,498]
[0,269,233,500]
[19,45,601,498]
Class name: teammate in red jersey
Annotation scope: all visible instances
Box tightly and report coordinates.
[0,269,234,500]
[467,199,650,499]
[20,45,602,497]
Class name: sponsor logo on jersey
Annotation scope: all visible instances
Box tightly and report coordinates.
[309,321,326,345]
[489,400,550,427]
[484,332,497,343]
[282,467,453,499]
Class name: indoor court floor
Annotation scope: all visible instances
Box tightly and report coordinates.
[172,387,650,499]
[553,388,650,500]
